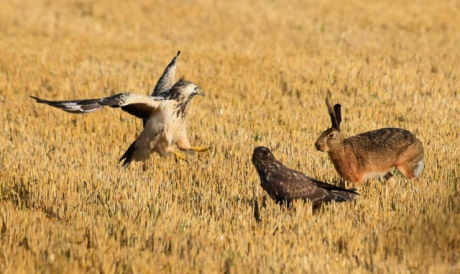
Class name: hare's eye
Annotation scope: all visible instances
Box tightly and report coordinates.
[328,132,335,138]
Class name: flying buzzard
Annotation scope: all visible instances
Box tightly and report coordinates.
[31,51,211,167]
[252,146,358,207]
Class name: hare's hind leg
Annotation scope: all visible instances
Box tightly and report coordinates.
[395,140,424,179]
[396,153,424,179]
[396,161,421,179]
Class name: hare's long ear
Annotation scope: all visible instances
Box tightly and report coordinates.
[326,97,339,130]
[333,104,342,131]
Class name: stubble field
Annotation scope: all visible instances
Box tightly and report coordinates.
[1,0,459,273]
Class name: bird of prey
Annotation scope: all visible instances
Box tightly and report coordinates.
[31,51,211,168]
[252,146,358,207]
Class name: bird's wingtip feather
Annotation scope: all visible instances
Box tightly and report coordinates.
[30,95,41,102]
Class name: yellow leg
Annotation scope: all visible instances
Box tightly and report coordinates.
[190,146,212,152]
[171,150,187,161]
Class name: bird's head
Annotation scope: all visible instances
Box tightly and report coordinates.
[252,146,276,173]
[165,79,204,119]
[185,82,204,97]
[165,79,204,100]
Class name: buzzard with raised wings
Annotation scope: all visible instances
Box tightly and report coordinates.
[31,51,211,168]
[252,146,358,207]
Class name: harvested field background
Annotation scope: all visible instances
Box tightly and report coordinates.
[1,0,459,273]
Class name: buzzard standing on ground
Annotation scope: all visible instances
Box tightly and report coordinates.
[252,146,358,207]
[31,51,211,168]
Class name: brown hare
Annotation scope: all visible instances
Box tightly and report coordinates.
[314,97,424,184]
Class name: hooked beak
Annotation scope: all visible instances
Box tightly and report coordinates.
[197,88,205,96]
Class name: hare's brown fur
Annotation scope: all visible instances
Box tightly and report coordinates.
[315,98,424,184]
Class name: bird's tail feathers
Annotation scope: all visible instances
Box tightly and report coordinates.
[119,140,138,168]
[310,177,359,195]
[332,190,358,203]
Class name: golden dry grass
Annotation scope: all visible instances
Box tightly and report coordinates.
[1,0,460,273]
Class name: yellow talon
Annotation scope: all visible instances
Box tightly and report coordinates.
[190,146,212,152]
[171,151,187,161]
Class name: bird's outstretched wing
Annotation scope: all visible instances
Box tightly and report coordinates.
[152,51,181,96]
[30,93,166,120]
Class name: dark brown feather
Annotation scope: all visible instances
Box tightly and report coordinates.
[121,104,153,120]
[252,146,358,207]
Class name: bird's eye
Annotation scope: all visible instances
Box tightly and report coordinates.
[194,86,199,91]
